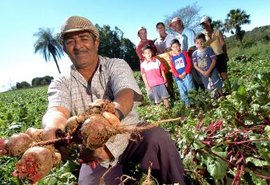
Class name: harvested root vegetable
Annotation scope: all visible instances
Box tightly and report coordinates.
[88,99,116,115]
[25,127,44,142]
[65,115,84,135]
[80,114,118,150]
[140,162,157,185]
[102,111,120,126]
[80,114,155,150]
[0,138,7,156]
[65,99,117,136]
[5,133,34,156]
[13,146,61,183]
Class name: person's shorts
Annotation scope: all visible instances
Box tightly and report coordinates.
[216,53,228,73]
[151,84,170,104]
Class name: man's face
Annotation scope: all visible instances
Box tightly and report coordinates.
[170,20,182,32]
[63,31,99,69]
[201,21,211,30]
[138,29,147,40]
[156,24,165,35]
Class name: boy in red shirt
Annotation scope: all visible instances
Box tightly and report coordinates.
[169,39,194,106]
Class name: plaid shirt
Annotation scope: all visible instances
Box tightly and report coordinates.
[47,55,143,167]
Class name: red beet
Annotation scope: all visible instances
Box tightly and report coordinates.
[5,133,34,156]
[13,146,61,183]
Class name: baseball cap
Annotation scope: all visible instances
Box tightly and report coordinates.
[59,16,99,40]
[200,16,211,24]
[169,17,181,27]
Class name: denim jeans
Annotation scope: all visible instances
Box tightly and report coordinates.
[175,73,194,105]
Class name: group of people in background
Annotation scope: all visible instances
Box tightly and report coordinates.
[136,16,230,108]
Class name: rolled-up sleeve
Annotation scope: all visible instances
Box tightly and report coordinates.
[47,76,71,111]
[107,58,142,97]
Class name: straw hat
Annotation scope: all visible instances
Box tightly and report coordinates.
[60,16,99,40]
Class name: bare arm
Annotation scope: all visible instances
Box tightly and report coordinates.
[161,70,167,83]
[42,106,70,140]
[113,88,134,120]
[217,30,228,54]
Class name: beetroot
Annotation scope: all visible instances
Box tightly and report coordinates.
[13,146,61,183]
[79,114,122,150]
[5,133,34,156]
[65,99,117,136]
[0,138,7,156]
[25,127,44,142]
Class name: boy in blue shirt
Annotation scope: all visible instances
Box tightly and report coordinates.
[192,33,223,98]
[169,39,194,106]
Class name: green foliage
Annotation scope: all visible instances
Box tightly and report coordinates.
[16,81,31,89]
[32,76,54,87]
[97,25,140,70]
[41,161,77,185]
[33,28,63,74]
[1,43,270,184]
[0,87,50,184]
[226,25,270,51]
[0,87,48,137]
[224,9,251,47]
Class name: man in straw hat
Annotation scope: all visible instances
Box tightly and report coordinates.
[42,16,185,185]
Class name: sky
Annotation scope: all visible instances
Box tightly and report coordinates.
[0,0,269,92]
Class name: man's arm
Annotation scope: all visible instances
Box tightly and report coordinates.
[113,88,134,120]
[42,106,70,140]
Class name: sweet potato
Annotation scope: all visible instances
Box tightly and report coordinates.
[13,146,61,183]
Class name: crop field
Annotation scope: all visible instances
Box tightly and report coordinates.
[1,53,270,184]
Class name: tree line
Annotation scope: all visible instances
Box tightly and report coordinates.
[15,76,53,90]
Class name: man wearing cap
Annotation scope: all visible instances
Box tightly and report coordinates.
[200,16,230,83]
[135,27,157,63]
[42,16,185,185]
[169,17,204,90]
[169,17,196,54]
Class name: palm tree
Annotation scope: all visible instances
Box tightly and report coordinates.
[212,20,225,33]
[224,9,251,47]
[34,28,63,73]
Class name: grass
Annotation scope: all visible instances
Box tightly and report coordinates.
[228,41,270,60]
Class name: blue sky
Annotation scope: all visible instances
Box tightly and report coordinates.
[1,0,269,92]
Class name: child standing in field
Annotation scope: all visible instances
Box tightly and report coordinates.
[169,39,194,106]
[140,45,170,109]
[192,33,223,98]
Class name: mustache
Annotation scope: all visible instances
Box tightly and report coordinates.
[74,48,88,54]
